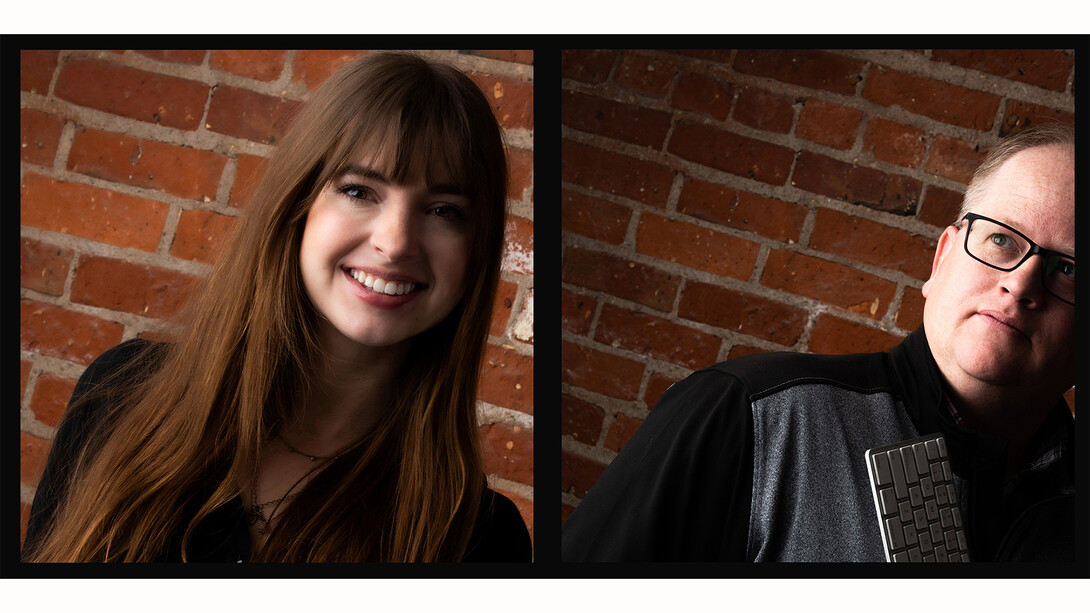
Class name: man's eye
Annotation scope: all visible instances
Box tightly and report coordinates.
[1057,261,1075,278]
[988,233,1014,248]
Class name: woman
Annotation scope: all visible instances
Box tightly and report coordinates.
[23,52,531,563]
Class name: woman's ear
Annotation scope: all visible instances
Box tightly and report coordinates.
[921,224,960,299]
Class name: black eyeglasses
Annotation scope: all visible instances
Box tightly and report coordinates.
[959,212,1075,306]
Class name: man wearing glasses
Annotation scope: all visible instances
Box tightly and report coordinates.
[562,124,1075,562]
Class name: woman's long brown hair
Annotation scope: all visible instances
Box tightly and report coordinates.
[26,52,508,562]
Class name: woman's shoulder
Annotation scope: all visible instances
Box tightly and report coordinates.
[463,488,532,562]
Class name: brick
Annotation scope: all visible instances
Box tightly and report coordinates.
[479,422,532,486]
[68,127,228,200]
[30,373,77,429]
[464,50,533,65]
[562,139,674,207]
[230,153,268,208]
[71,255,197,319]
[20,237,73,296]
[1000,100,1075,137]
[635,213,760,280]
[54,57,208,130]
[863,117,926,168]
[925,134,985,185]
[205,85,303,145]
[605,413,644,453]
[665,49,733,63]
[728,344,770,360]
[561,288,597,336]
[21,432,52,489]
[678,281,807,346]
[671,70,732,120]
[20,173,169,252]
[561,49,616,84]
[502,215,533,275]
[210,50,286,82]
[136,50,205,65]
[668,121,794,185]
[562,90,671,149]
[733,86,795,134]
[562,393,605,444]
[20,108,64,166]
[614,51,676,98]
[562,341,645,401]
[896,286,925,332]
[863,66,1001,131]
[808,313,904,355]
[171,209,238,264]
[644,373,681,410]
[508,146,533,202]
[21,361,31,404]
[563,247,679,311]
[677,179,807,243]
[479,343,533,415]
[489,280,519,338]
[734,49,864,96]
[469,72,533,131]
[20,299,124,366]
[792,150,920,215]
[21,50,59,94]
[796,99,863,150]
[932,49,1073,93]
[594,303,721,369]
[810,208,937,281]
[918,185,964,228]
[291,50,366,90]
[562,188,631,245]
[761,250,896,319]
[562,450,608,498]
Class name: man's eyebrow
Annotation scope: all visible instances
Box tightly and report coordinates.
[336,165,469,197]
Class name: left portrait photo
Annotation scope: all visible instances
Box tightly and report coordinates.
[19,48,534,567]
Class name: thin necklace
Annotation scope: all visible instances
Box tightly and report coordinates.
[245,435,341,535]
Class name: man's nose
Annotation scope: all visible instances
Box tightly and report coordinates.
[1000,254,1046,306]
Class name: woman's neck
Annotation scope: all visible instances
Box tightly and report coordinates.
[284,321,410,455]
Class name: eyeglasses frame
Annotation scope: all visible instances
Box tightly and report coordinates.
[958,212,1075,306]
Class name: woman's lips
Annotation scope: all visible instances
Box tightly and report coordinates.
[342,268,423,308]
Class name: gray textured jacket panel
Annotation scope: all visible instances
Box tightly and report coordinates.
[747,383,920,562]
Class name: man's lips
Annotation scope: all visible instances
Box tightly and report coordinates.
[977,310,1030,340]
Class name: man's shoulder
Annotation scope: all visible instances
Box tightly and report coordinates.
[698,348,896,401]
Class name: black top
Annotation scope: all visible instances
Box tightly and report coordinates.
[24,339,532,563]
[561,327,1076,563]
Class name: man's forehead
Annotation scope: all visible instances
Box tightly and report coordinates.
[973,145,1075,253]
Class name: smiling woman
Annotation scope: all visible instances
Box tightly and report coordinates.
[21,51,532,564]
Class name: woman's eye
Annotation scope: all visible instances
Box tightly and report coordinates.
[338,184,377,202]
[430,204,466,221]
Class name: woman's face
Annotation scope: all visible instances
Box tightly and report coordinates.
[299,156,471,351]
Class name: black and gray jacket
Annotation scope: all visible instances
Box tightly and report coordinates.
[561,327,1075,563]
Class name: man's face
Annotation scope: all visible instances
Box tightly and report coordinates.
[921,144,1075,401]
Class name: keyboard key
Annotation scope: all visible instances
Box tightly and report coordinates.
[935,545,948,562]
[923,554,935,562]
[893,551,909,562]
[930,462,942,484]
[899,501,913,523]
[886,517,905,549]
[935,484,948,506]
[947,484,957,504]
[903,523,918,546]
[957,530,968,552]
[912,442,929,474]
[940,507,952,528]
[909,485,922,506]
[918,530,932,553]
[873,452,892,485]
[925,499,938,521]
[880,487,897,516]
[929,523,942,544]
[914,509,927,530]
[942,460,951,481]
[888,450,908,499]
[908,547,922,562]
[944,530,958,551]
[925,439,938,460]
[920,476,933,497]
[936,436,947,457]
[951,507,962,528]
[902,448,919,482]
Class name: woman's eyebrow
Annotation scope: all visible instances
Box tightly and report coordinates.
[337,164,468,198]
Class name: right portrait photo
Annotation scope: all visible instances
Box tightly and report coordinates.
[559,48,1077,565]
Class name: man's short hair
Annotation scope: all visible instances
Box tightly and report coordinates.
[957,122,1075,224]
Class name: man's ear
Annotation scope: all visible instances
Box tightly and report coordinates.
[921,225,960,299]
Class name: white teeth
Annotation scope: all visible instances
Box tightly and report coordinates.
[349,269,416,296]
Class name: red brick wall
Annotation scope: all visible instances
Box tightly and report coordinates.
[560,49,1074,520]
[19,49,535,549]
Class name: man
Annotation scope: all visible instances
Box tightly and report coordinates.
[561,124,1076,562]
